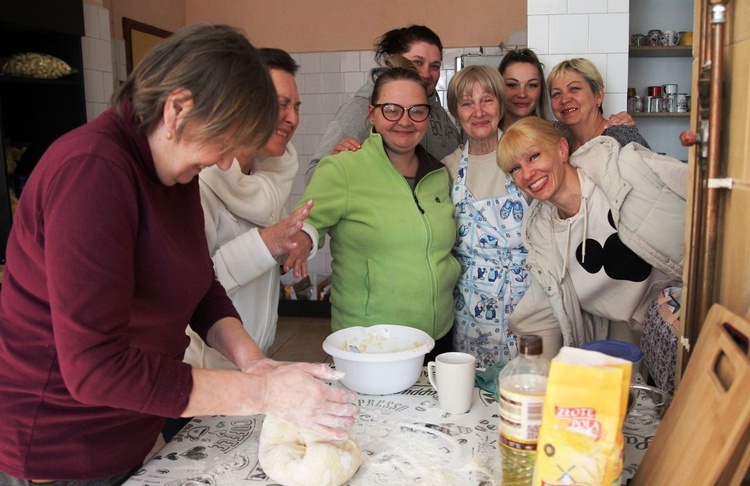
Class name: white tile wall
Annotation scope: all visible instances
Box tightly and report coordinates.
[81,3,114,121]
[569,0,607,15]
[549,15,590,53]
[529,0,630,120]
[528,0,567,15]
[589,13,629,53]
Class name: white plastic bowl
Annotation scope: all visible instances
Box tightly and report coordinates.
[322,325,435,395]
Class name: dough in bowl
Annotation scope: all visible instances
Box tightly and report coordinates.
[259,415,361,486]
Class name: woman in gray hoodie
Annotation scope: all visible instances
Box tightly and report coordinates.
[305,25,462,183]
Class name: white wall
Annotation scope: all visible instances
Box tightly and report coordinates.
[82,3,115,121]
[527,0,631,117]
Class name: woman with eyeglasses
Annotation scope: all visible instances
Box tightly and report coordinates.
[288,55,460,363]
[305,25,462,183]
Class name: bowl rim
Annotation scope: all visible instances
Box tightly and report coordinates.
[322,324,435,362]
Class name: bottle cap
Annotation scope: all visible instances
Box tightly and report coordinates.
[581,340,642,363]
[519,335,543,356]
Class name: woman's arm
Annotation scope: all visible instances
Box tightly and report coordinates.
[204,316,265,370]
[185,362,358,440]
[200,148,300,293]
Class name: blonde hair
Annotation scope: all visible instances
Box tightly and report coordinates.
[446,65,506,119]
[497,117,564,172]
[547,58,605,114]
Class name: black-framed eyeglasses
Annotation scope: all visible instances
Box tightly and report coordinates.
[372,103,431,122]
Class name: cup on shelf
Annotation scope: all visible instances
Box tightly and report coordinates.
[665,93,678,113]
[633,34,648,46]
[676,93,689,112]
[647,96,664,113]
[647,29,662,46]
[647,85,663,98]
[627,95,643,113]
[679,31,693,46]
[661,30,681,46]
[662,83,678,95]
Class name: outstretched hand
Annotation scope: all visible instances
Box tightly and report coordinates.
[283,231,313,279]
[260,200,314,259]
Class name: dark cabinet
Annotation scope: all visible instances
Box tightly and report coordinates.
[0,0,86,262]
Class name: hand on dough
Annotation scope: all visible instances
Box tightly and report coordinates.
[255,362,359,441]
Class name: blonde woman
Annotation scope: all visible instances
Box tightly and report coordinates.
[497,117,686,352]
[548,58,649,153]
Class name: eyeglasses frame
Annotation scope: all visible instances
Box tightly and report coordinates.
[371,103,432,122]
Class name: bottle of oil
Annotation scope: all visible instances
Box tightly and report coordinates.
[495,335,549,485]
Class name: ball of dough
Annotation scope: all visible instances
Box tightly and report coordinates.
[259,415,361,486]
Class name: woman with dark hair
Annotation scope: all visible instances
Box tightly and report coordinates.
[305,25,462,182]
[498,48,551,131]
[0,24,357,484]
[291,55,460,363]
[185,47,315,367]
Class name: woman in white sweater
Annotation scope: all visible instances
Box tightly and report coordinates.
[497,117,686,352]
[185,48,318,366]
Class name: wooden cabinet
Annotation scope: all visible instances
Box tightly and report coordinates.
[628,0,694,160]
[0,0,86,262]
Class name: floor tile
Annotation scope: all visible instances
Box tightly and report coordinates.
[270,315,332,363]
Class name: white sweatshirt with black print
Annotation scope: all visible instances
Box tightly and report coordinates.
[520,136,687,347]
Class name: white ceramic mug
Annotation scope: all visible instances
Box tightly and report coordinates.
[427,352,476,414]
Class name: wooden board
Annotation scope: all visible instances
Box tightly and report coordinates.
[633,304,750,484]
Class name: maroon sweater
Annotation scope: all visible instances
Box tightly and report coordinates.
[0,104,239,480]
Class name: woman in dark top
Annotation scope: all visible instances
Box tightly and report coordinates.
[0,23,357,485]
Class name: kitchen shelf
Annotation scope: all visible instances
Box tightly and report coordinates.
[629,46,693,58]
[631,112,690,118]
[0,3,86,263]
[0,73,82,86]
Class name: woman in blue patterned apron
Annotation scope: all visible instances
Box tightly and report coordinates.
[441,65,530,368]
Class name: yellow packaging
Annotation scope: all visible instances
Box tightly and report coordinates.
[534,347,631,486]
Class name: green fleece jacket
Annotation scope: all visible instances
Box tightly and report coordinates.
[297,132,460,339]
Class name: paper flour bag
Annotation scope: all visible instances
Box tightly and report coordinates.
[534,347,631,486]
